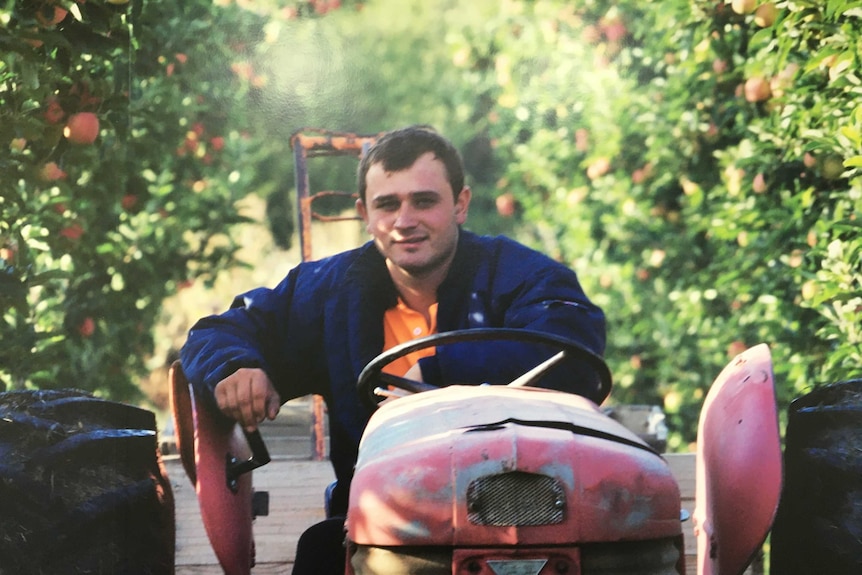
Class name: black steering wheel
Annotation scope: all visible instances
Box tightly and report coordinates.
[356,328,612,411]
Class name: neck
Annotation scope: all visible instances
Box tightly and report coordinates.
[387,261,450,322]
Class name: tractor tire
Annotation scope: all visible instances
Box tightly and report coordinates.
[0,389,175,575]
[771,379,862,575]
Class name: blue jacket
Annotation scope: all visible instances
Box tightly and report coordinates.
[180,231,606,513]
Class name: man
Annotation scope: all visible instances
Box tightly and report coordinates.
[180,125,606,573]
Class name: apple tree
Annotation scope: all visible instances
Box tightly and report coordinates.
[444,0,861,446]
[0,0,281,400]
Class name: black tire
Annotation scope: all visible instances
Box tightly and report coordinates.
[0,389,175,575]
[771,379,862,575]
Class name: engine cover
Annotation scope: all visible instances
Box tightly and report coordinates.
[347,385,681,548]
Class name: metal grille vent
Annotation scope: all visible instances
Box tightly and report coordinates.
[467,471,564,526]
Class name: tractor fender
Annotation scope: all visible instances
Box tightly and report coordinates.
[694,343,782,575]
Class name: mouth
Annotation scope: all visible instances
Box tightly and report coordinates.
[393,236,427,247]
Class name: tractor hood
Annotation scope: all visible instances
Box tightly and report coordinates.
[347,385,681,547]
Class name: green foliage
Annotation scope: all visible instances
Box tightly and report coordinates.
[0,0,277,398]
[3,0,859,446]
[445,0,861,447]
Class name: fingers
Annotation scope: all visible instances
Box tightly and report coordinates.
[214,368,281,432]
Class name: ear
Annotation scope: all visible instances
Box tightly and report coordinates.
[355,198,373,235]
[454,186,471,225]
[355,198,368,222]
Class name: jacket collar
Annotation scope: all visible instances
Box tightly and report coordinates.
[343,231,481,374]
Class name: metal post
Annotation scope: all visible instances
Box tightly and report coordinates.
[290,130,379,462]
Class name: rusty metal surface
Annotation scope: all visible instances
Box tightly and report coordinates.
[291,129,379,462]
[347,385,681,548]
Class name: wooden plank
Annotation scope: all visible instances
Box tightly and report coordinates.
[168,456,335,572]
[666,452,697,561]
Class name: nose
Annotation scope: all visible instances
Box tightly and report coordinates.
[393,204,418,229]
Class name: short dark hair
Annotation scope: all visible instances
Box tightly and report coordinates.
[357,125,465,202]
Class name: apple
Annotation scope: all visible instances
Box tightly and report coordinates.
[770,63,799,98]
[78,317,95,338]
[43,98,65,124]
[586,157,611,180]
[121,194,138,211]
[39,161,67,182]
[59,223,84,241]
[10,138,27,153]
[36,4,68,27]
[63,112,100,145]
[731,0,757,15]
[727,340,747,358]
[209,136,225,151]
[819,154,845,180]
[754,2,777,27]
[744,76,772,102]
[574,128,590,152]
[601,17,627,43]
[495,193,516,217]
[752,173,767,193]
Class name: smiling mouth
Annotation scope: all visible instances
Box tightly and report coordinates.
[394,236,427,246]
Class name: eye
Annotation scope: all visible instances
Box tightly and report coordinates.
[413,195,439,209]
[375,199,400,212]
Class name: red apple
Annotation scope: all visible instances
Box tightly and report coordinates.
[36,4,68,27]
[59,223,84,241]
[495,193,516,217]
[63,112,100,145]
[744,76,772,102]
[43,98,65,124]
[752,173,767,193]
[39,162,67,182]
[78,317,95,338]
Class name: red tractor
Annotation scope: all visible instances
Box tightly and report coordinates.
[167,130,785,575]
[169,329,781,575]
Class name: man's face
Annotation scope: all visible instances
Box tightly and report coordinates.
[357,152,471,279]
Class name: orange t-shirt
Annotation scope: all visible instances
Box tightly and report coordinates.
[382,299,438,376]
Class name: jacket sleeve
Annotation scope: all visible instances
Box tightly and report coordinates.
[179,267,318,406]
[419,246,609,402]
